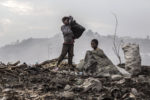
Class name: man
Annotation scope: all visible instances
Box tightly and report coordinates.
[56,16,74,68]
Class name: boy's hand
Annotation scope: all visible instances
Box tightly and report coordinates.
[69,16,74,24]
[69,16,73,19]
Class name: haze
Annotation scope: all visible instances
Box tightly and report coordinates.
[0,0,150,47]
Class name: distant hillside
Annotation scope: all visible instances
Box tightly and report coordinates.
[0,30,150,65]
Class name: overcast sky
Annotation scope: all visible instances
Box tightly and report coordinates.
[0,0,150,46]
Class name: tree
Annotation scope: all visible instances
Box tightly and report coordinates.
[112,13,122,64]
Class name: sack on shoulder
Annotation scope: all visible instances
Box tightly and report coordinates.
[70,21,85,39]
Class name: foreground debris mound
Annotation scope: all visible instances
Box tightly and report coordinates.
[0,59,150,100]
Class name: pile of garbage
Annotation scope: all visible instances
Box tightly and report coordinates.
[0,59,150,100]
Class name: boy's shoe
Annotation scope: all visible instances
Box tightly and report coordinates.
[69,65,75,71]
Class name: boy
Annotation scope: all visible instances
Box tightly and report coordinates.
[91,39,99,50]
[56,16,74,68]
[83,39,119,76]
[90,39,108,60]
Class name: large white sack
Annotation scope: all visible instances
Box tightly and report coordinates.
[122,43,141,76]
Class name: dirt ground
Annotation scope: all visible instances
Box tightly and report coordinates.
[0,59,150,100]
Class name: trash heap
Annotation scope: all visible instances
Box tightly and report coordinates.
[0,59,150,100]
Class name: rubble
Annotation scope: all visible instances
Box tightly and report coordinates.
[0,59,150,100]
[111,75,123,81]
[76,77,103,93]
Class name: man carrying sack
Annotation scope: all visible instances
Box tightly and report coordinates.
[56,16,85,70]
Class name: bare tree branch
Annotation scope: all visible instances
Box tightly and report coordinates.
[111,12,122,64]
